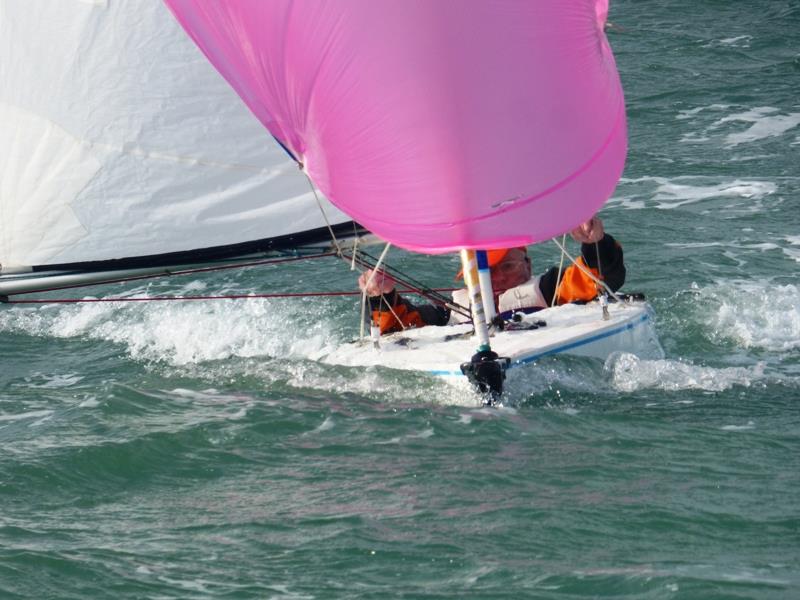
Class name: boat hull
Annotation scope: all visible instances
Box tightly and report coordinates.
[316,301,663,380]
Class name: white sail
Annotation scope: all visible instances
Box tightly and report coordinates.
[0,0,352,278]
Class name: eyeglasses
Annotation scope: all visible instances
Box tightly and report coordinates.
[495,258,529,274]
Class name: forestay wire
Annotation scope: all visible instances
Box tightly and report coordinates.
[358,242,394,338]
[303,169,342,256]
[551,234,567,307]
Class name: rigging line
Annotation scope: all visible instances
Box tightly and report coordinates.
[4,288,459,305]
[359,243,394,338]
[303,170,342,255]
[352,249,454,307]
[4,253,337,298]
[350,221,360,271]
[594,241,604,280]
[344,252,470,319]
[594,239,605,297]
[551,234,567,307]
[551,237,623,303]
[382,289,408,333]
[350,234,359,271]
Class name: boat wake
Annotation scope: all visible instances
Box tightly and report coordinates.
[685,280,800,352]
[0,291,348,364]
[3,276,796,402]
[605,352,767,393]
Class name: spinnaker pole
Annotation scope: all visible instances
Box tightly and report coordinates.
[459,249,509,404]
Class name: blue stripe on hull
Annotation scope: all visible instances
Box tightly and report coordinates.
[428,311,651,377]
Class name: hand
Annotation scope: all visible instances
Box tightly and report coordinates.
[570,216,604,244]
[358,269,396,297]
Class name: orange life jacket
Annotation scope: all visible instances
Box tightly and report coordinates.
[371,299,426,334]
[555,256,601,304]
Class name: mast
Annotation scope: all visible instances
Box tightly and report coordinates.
[458,250,509,404]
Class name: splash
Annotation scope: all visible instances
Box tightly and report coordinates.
[606,352,766,393]
[0,291,345,366]
[691,280,800,352]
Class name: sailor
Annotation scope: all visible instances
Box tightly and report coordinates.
[357,268,451,334]
[359,216,625,334]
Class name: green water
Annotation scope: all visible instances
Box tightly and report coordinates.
[2,1,799,598]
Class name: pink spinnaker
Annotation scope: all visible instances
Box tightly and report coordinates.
[164,0,626,254]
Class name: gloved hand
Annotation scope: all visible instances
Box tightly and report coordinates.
[358,269,396,297]
[570,216,604,244]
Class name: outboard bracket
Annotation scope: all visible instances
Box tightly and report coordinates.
[460,349,511,405]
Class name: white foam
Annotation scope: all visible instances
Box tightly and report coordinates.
[276,360,479,406]
[676,104,730,120]
[0,409,53,423]
[721,421,755,431]
[378,427,435,445]
[606,353,766,393]
[702,35,752,48]
[679,105,800,147]
[307,416,335,434]
[717,108,800,147]
[610,197,647,210]
[19,373,84,389]
[1,296,343,366]
[611,176,777,212]
[784,236,800,262]
[695,280,800,351]
[652,179,776,209]
[663,242,724,249]
[784,247,800,262]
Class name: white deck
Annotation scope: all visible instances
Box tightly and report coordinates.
[315,300,663,379]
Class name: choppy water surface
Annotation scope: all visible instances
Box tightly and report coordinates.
[1,2,799,598]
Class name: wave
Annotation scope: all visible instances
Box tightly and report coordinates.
[612,175,779,212]
[683,280,800,352]
[676,104,800,148]
[606,352,767,393]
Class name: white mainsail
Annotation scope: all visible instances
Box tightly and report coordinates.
[0,0,353,293]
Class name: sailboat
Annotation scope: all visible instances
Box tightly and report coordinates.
[2,1,662,400]
[162,0,662,399]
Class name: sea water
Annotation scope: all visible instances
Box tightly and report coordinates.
[1,2,799,598]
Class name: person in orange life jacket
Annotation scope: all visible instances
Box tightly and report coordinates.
[358,216,625,334]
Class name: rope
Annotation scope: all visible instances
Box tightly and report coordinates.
[551,237,623,303]
[350,235,359,271]
[304,170,342,255]
[551,234,567,307]
[301,168,402,337]
[349,249,456,309]
[344,250,470,320]
[594,240,604,280]
[359,243,394,338]
[593,240,605,301]
[5,287,458,305]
